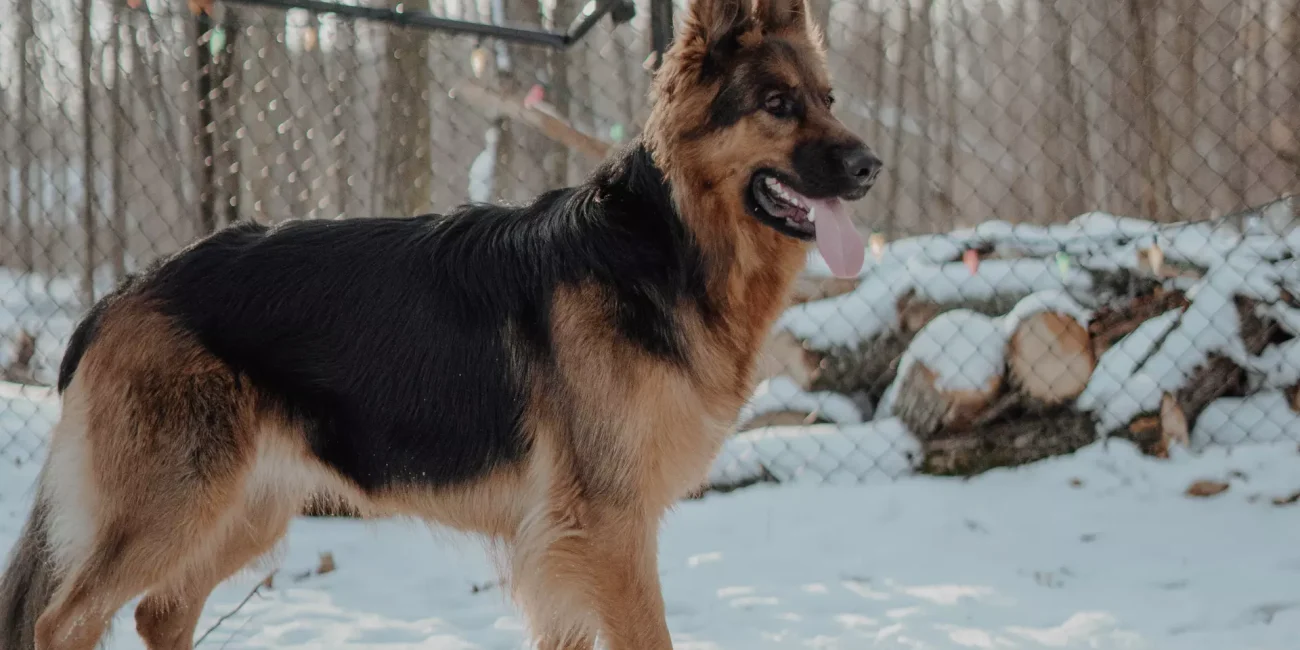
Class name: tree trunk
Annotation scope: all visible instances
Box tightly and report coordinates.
[109,5,129,280]
[940,0,961,220]
[195,11,218,235]
[1127,0,1173,221]
[1087,1,1144,217]
[80,0,97,304]
[237,10,277,222]
[212,10,241,228]
[1198,0,1246,213]
[0,85,10,268]
[491,0,561,203]
[1038,0,1086,219]
[545,0,573,188]
[136,7,190,242]
[376,0,434,216]
[880,1,912,239]
[1006,0,1036,221]
[329,17,358,218]
[1275,0,1300,181]
[16,0,36,271]
[1236,0,1270,204]
[1168,0,1204,217]
[913,0,936,221]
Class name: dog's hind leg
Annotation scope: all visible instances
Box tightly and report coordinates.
[33,345,257,650]
[32,457,251,650]
[133,494,294,650]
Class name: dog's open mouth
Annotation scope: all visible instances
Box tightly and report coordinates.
[748,172,865,278]
[751,174,818,238]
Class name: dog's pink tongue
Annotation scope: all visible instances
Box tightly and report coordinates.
[810,198,864,278]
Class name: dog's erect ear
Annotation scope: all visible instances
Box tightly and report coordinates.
[682,0,752,70]
[753,0,808,32]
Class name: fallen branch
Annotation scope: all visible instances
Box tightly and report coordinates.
[194,571,276,647]
[451,83,612,161]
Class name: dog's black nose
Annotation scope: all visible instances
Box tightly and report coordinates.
[840,146,882,185]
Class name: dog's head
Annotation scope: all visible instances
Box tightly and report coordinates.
[647,0,879,278]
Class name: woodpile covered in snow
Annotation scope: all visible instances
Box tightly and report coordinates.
[720,195,1300,482]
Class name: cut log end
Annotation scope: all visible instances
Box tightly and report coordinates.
[894,361,1002,440]
[1008,311,1095,406]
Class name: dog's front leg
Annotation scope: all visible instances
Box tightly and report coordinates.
[578,508,672,649]
[518,502,673,650]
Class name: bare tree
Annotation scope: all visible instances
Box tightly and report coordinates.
[1236,0,1270,205]
[912,0,936,222]
[880,0,913,238]
[1196,0,1246,213]
[1280,0,1300,178]
[491,0,558,204]
[1127,0,1172,221]
[195,10,219,235]
[0,84,10,267]
[939,0,961,221]
[80,0,97,302]
[376,0,434,216]
[109,3,129,280]
[545,0,574,189]
[328,16,358,219]
[213,9,241,227]
[1037,0,1086,219]
[15,0,37,271]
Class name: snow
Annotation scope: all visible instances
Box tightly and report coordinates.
[1190,391,1300,450]
[999,290,1092,335]
[781,259,1093,351]
[739,377,864,426]
[1076,310,1181,431]
[896,309,1005,395]
[0,381,58,469]
[711,419,920,486]
[0,267,116,387]
[6,411,1300,649]
[467,125,500,203]
[1077,241,1279,434]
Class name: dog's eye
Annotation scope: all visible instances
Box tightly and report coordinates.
[824,92,835,108]
[763,91,794,117]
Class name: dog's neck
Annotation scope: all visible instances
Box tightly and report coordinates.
[603,140,807,387]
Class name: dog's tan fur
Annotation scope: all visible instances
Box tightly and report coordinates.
[9,1,852,648]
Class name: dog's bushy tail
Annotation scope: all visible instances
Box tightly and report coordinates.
[0,478,58,650]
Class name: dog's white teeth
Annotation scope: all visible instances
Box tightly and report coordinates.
[808,206,817,222]
[765,177,779,189]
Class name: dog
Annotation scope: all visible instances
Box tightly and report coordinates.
[0,0,878,647]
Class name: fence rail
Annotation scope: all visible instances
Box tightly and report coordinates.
[2,0,1300,481]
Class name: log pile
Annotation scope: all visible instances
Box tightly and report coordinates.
[744,196,1300,477]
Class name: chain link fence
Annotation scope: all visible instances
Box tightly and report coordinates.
[2,0,1299,484]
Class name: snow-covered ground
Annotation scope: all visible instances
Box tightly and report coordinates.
[5,408,1300,649]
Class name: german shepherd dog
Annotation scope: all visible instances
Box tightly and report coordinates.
[0,0,878,647]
